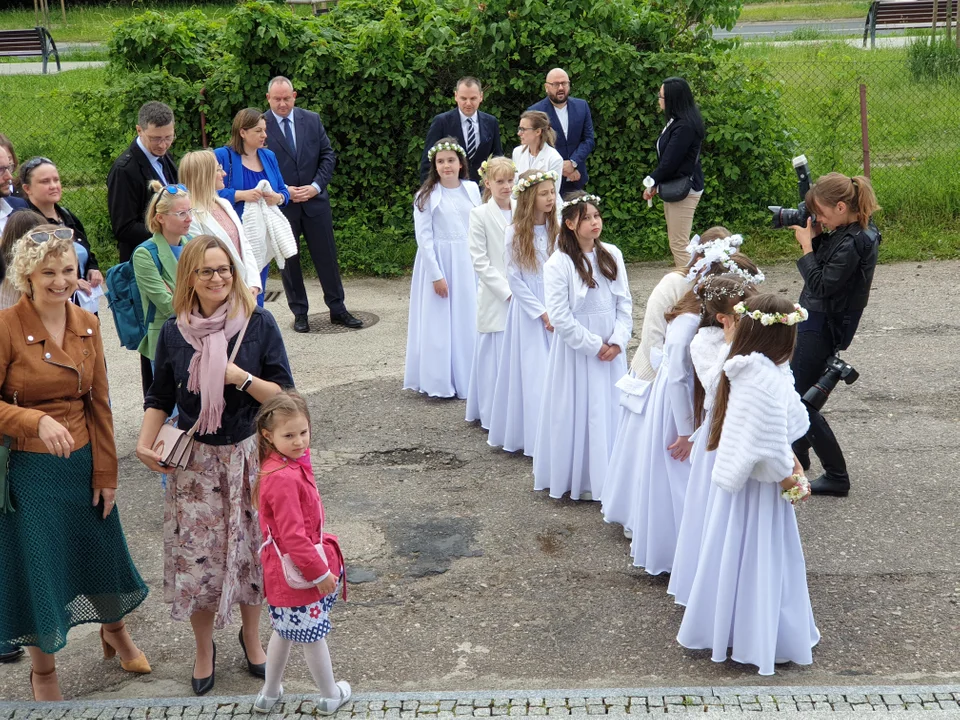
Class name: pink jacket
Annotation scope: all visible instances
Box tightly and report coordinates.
[258,449,345,607]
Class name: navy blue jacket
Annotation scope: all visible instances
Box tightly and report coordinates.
[419,108,503,184]
[264,107,335,219]
[651,118,704,193]
[145,307,295,446]
[214,146,290,219]
[527,97,595,191]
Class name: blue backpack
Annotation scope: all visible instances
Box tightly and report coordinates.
[105,240,162,351]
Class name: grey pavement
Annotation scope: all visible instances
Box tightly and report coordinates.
[716,19,889,39]
[0,61,105,75]
[0,261,957,704]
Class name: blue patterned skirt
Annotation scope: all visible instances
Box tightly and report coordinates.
[268,581,340,643]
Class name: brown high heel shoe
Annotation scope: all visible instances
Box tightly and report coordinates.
[30,666,63,701]
[100,623,152,674]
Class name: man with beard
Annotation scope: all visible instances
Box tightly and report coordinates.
[0,145,27,234]
[528,68,595,194]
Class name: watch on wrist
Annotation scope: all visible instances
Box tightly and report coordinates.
[570,160,578,169]
[237,373,254,393]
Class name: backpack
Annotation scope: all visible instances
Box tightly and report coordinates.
[105,240,162,351]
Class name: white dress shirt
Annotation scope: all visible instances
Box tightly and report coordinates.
[0,198,12,234]
[136,137,169,184]
[553,103,569,139]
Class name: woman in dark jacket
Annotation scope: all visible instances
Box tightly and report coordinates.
[642,77,705,267]
[136,235,294,696]
[790,172,880,498]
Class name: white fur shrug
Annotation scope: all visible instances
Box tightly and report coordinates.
[689,326,728,415]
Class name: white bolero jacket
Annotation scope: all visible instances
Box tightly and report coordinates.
[543,242,633,358]
[711,352,810,494]
[189,197,262,292]
[468,199,511,333]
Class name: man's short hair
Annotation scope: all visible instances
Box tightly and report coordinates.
[137,101,175,129]
[268,76,294,92]
[455,77,483,93]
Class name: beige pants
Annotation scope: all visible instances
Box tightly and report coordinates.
[663,192,702,267]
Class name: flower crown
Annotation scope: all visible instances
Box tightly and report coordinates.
[685,234,765,288]
[561,194,601,210]
[733,302,809,326]
[478,158,516,181]
[512,170,560,199]
[695,275,755,304]
[428,141,467,162]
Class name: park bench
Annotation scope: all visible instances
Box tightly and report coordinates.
[286,0,339,15]
[0,27,61,73]
[863,0,958,47]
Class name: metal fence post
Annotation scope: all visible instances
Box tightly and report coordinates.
[859,83,871,179]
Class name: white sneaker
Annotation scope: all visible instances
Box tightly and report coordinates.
[623,528,633,540]
[254,685,283,714]
[317,680,352,716]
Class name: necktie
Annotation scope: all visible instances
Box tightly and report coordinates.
[466,117,477,158]
[283,117,296,153]
[154,158,167,184]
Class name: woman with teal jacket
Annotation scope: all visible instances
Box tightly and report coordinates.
[133,181,194,396]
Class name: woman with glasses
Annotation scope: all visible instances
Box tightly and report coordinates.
[19,157,102,295]
[512,111,564,215]
[179,150,261,298]
[0,227,150,700]
[642,77,706,267]
[132,181,193,396]
[136,235,293,696]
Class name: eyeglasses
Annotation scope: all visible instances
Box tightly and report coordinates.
[162,207,195,220]
[517,126,534,134]
[145,134,176,145]
[163,184,187,195]
[27,228,74,243]
[545,81,571,88]
[0,165,13,176]
[194,265,234,281]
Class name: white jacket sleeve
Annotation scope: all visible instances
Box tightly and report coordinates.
[607,248,633,351]
[544,254,603,357]
[469,206,511,303]
[505,229,546,319]
[630,272,690,381]
[664,314,698,437]
[413,196,443,283]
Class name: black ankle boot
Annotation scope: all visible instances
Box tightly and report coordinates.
[810,474,850,497]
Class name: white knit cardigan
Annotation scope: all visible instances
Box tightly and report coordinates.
[711,352,810,494]
[241,179,298,271]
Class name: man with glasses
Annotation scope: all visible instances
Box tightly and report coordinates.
[0,145,28,234]
[528,68,595,194]
[107,101,179,262]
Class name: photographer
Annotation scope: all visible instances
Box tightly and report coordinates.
[791,172,880,497]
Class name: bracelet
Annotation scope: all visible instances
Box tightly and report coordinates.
[237,372,254,393]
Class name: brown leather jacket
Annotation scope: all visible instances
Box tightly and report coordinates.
[0,295,118,488]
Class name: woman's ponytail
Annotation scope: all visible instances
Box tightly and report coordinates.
[850,176,880,229]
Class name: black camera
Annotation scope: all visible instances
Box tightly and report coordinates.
[769,155,816,229]
[802,354,859,411]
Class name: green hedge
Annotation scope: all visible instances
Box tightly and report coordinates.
[74,0,796,274]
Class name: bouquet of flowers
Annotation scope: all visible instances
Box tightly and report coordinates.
[782,474,811,505]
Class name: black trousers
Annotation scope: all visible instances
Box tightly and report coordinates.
[790,329,849,481]
[140,353,154,399]
[279,201,346,317]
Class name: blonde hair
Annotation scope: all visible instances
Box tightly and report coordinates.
[511,169,558,272]
[805,172,880,230]
[179,150,220,212]
[171,235,255,318]
[520,110,556,153]
[145,180,189,235]
[10,224,78,295]
[480,156,515,202]
[252,391,312,510]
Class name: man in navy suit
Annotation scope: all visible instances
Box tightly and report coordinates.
[528,68,595,194]
[419,77,503,184]
[265,77,362,332]
[0,145,28,235]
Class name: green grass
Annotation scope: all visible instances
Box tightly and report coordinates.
[739,1,870,23]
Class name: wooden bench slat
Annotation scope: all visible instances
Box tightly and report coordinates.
[0,27,60,73]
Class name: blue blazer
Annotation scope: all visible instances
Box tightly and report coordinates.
[213,146,290,218]
[264,107,335,219]
[419,108,503,184]
[5,196,28,211]
[527,96,595,191]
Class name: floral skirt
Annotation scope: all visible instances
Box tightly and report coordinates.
[269,580,340,643]
[163,436,263,627]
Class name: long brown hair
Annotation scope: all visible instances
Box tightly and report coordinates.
[171,235,255,318]
[690,274,759,427]
[706,293,799,451]
[511,169,558,272]
[416,136,469,212]
[252,391,312,510]
[558,191,617,287]
[805,172,880,230]
[229,108,265,155]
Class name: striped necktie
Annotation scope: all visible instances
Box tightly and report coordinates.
[466,117,477,158]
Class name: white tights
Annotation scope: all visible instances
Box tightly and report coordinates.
[262,631,338,699]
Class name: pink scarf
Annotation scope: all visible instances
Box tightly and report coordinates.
[176,300,248,435]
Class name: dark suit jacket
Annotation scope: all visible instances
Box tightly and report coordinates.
[4,196,27,211]
[651,117,704,193]
[264,107,335,219]
[107,139,178,251]
[419,108,502,183]
[527,96,595,190]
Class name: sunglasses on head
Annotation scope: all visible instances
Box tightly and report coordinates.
[27,228,74,243]
[164,184,188,194]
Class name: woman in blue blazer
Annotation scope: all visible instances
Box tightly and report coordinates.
[214,108,290,305]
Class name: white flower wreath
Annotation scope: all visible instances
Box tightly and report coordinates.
[733,301,809,326]
[427,141,467,162]
[685,234,765,288]
[511,170,560,199]
[561,194,602,210]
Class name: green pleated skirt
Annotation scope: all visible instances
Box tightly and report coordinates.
[0,444,149,653]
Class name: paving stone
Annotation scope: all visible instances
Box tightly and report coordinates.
[758,704,778,713]
[846,696,868,705]
[717,696,740,707]
[421,705,440,713]
[603,699,627,708]
[474,712,491,718]
[233,714,252,720]
[401,703,419,712]
[384,710,401,720]
[866,696,884,707]
[938,701,960,711]
[832,704,853,712]
[437,713,455,719]
[438,704,456,713]
[664,698,685,707]
[528,710,547,717]
[508,708,527,717]
[796,703,814,712]
[473,702,494,710]
[849,705,875,712]
[547,710,570,717]
[545,701,567,710]
[568,711,588,719]
[384,703,402,711]
[491,709,508,717]
[586,708,607,716]
[455,709,473,717]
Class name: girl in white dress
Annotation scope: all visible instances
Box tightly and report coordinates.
[487,169,560,455]
[404,138,482,398]
[511,111,564,217]
[600,231,763,536]
[668,274,761,606]
[678,293,819,676]
[533,193,632,501]
[466,157,516,428]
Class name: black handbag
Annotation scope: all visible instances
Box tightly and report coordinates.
[658,147,701,203]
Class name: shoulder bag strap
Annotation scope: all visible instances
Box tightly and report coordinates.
[184,314,252,438]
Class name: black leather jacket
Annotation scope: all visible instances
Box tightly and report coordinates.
[797,221,879,315]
